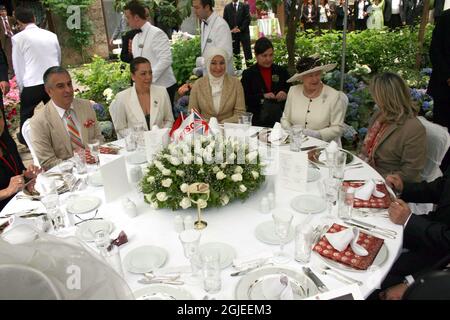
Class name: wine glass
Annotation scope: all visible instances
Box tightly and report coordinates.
[88,139,100,169]
[320,177,340,224]
[272,211,293,264]
[179,229,202,284]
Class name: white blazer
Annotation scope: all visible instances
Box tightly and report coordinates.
[200,12,234,75]
[131,22,176,88]
[12,24,61,90]
[109,84,174,137]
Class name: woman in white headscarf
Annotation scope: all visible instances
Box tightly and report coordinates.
[188,47,246,123]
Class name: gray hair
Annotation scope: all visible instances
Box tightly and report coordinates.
[43,66,70,87]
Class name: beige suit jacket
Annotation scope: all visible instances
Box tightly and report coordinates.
[109,84,174,138]
[188,74,246,123]
[30,98,104,170]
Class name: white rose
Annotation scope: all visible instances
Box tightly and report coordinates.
[145,193,153,202]
[156,192,168,202]
[231,173,243,182]
[227,153,236,162]
[170,157,181,166]
[198,168,205,174]
[195,156,203,165]
[216,171,226,180]
[246,151,258,163]
[180,197,191,209]
[239,184,247,193]
[234,166,243,174]
[162,178,172,188]
[197,198,208,209]
[162,169,171,176]
[221,163,227,169]
[212,166,220,173]
[251,171,259,179]
[220,195,229,206]
[183,155,193,165]
[147,176,155,183]
[180,183,189,193]
[176,170,185,177]
[151,201,159,209]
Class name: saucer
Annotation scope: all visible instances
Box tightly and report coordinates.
[123,245,168,274]
[66,195,102,214]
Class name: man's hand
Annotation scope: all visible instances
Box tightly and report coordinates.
[231,27,239,33]
[379,283,408,300]
[385,174,403,194]
[0,81,10,95]
[275,91,287,102]
[263,92,276,100]
[388,199,411,225]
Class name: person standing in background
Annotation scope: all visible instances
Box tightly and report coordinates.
[12,6,60,146]
[0,5,14,77]
[223,0,252,70]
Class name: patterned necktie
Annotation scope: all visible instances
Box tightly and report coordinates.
[64,109,84,150]
[3,17,12,37]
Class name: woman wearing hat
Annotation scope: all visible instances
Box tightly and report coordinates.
[188,47,246,123]
[280,55,348,143]
[360,72,426,182]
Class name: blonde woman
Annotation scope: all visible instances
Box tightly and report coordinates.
[188,47,245,123]
[360,72,426,182]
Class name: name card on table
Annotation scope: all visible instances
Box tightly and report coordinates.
[305,284,364,300]
[277,149,308,192]
[100,156,132,203]
[144,128,170,162]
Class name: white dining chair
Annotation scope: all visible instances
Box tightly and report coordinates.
[21,118,40,166]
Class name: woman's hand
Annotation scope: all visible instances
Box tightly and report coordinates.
[275,91,287,101]
[23,165,42,180]
[6,175,25,196]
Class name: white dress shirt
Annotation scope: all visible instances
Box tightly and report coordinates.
[200,12,234,75]
[391,0,401,14]
[12,24,61,91]
[131,22,176,88]
[52,101,81,139]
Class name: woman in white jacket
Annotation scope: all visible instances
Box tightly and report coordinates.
[109,57,174,138]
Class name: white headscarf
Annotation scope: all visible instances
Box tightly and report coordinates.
[205,47,228,114]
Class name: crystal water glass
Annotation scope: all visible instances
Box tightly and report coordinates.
[332,151,347,180]
[320,177,340,223]
[272,211,293,264]
[289,125,304,152]
[88,139,100,168]
[179,229,202,283]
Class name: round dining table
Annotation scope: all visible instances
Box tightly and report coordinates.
[1,127,403,300]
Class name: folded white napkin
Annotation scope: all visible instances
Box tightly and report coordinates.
[232,251,272,269]
[262,274,294,300]
[35,174,57,195]
[325,227,368,256]
[354,180,385,201]
[326,140,339,153]
[1,219,38,244]
[270,122,288,144]
[208,117,221,136]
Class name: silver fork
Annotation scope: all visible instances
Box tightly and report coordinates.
[317,264,363,286]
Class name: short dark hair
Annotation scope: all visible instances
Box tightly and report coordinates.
[14,7,34,24]
[43,66,70,87]
[199,0,215,10]
[254,37,273,55]
[124,0,147,20]
[130,57,150,74]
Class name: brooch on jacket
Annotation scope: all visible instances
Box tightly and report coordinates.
[271,74,279,83]
[154,100,158,107]
[84,119,96,128]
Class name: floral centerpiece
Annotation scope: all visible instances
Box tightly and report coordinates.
[2,76,20,131]
[141,135,266,211]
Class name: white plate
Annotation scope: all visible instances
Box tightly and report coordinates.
[126,151,147,165]
[75,220,114,242]
[317,149,356,165]
[290,194,327,214]
[197,242,237,269]
[133,284,192,300]
[87,171,103,187]
[255,221,295,245]
[66,195,102,214]
[235,266,319,300]
[307,168,321,182]
[315,243,389,273]
[123,245,168,274]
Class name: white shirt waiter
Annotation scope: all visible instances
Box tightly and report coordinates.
[131,21,176,88]
[12,24,60,91]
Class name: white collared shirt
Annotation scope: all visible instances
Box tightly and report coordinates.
[131,21,176,88]
[358,1,365,19]
[12,24,61,91]
[391,0,401,14]
[53,101,81,137]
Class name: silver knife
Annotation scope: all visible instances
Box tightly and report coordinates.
[344,221,396,239]
[350,218,397,235]
[137,278,184,285]
[302,267,328,293]
[230,262,273,276]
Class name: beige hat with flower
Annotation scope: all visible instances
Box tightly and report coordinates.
[287,54,337,83]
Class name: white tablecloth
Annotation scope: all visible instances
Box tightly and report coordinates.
[1,129,403,300]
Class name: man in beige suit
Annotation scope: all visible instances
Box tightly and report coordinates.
[30,66,103,170]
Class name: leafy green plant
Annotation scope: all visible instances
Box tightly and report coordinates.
[171,36,201,85]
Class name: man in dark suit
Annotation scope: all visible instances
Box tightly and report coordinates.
[223,0,252,70]
[119,28,140,63]
[372,168,450,299]
[0,45,10,128]
[428,9,450,172]
[384,0,407,29]
[0,5,14,76]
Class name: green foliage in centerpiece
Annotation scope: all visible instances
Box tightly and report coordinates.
[141,136,266,211]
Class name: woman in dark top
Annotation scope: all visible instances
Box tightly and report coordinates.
[241,37,290,127]
[0,109,40,211]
